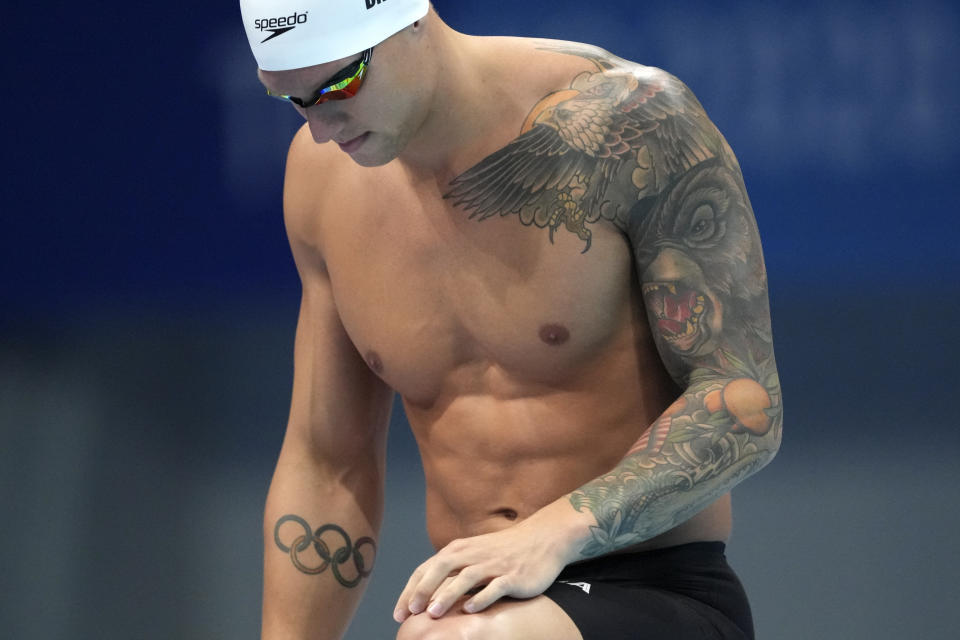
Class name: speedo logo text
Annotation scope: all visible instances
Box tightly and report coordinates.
[254,11,308,43]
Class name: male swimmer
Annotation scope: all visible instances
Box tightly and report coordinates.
[238,1,782,638]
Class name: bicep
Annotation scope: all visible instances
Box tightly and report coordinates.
[282,132,394,466]
[629,135,775,390]
[285,272,394,464]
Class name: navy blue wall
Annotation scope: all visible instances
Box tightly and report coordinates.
[2,1,958,638]
[4,0,957,313]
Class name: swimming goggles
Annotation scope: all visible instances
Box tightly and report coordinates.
[266,48,373,107]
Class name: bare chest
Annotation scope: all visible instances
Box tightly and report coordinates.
[319,188,637,406]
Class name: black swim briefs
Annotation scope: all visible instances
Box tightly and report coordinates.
[542,542,754,640]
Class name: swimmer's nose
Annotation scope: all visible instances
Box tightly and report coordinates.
[304,107,346,144]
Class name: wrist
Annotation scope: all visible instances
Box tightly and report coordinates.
[525,494,597,566]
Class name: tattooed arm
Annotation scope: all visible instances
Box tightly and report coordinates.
[446,57,782,554]
[396,62,781,618]
[570,119,782,558]
[262,128,394,640]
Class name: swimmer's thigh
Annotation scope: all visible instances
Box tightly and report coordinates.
[395,594,583,640]
[544,582,751,640]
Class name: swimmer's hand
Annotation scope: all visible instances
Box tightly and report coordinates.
[393,499,593,620]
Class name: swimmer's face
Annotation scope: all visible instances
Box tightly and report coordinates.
[257,24,434,167]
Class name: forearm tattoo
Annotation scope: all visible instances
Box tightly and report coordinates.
[569,153,783,556]
[273,515,376,587]
[445,41,782,558]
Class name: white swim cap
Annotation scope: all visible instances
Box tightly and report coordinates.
[239,0,429,71]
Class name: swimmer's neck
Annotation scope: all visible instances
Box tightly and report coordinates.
[396,29,529,178]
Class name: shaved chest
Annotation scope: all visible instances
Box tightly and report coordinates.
[319,191,639,406]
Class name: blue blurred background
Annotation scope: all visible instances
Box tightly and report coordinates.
[2,1,958,638]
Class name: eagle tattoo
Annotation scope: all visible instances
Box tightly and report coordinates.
[444,45,724,252]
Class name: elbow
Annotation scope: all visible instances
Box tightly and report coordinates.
[718,372,782,468]
[751,383,782,469]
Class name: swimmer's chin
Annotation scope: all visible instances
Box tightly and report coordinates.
[336,131,370,153]
[337,132,398,167]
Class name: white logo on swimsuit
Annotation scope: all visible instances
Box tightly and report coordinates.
[559,580,592,594]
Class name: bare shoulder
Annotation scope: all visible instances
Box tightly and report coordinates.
[533,38,708,109]
[445,37,729,242]
[283,125,407,274]
[282,124,353,265]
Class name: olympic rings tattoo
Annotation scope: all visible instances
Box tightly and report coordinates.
[273,514,377,587]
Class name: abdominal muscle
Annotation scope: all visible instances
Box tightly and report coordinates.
[402,365,733,556]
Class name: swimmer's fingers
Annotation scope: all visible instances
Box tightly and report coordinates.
[393,552,463,621]
[423,567,490,618]
[462,575,512,613]
[394,523,569,620]
[393,564,427,621]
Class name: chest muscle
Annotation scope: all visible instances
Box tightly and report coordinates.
[321,189,636,405]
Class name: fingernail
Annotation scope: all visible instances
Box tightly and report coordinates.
[463,602,476,613]
[393,609,405,622]
[428,602,443,616]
